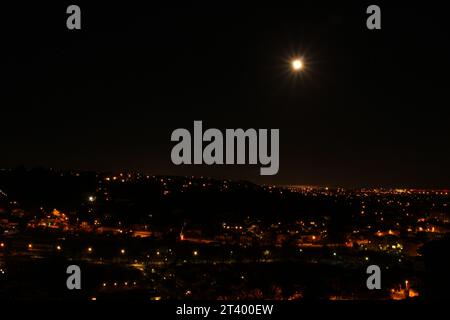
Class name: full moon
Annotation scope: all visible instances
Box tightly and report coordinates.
[292,59,303,71]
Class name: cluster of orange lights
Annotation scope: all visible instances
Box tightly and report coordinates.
[84,247,128,255]
[102,281,137,288]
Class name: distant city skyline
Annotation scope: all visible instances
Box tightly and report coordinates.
[1,166,449,300]
[1,166,450,191]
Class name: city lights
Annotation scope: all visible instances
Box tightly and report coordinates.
[1,168,446,301]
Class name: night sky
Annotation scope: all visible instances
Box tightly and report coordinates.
[1,1,449,188]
